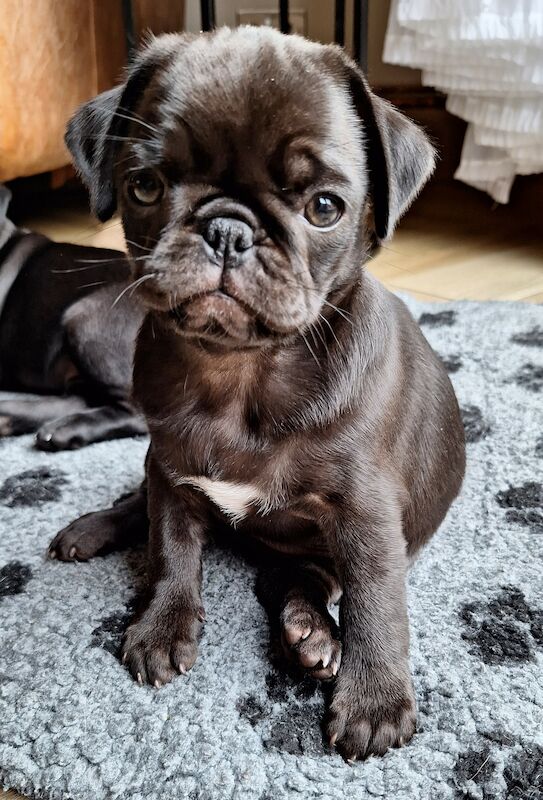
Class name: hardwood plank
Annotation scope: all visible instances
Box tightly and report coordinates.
[386,243,543,301]
[386,286,448,303]
[525,292,543,304]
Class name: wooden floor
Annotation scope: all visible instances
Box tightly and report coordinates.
[2,179,542,800]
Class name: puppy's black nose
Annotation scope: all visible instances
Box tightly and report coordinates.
[203,217,254,260]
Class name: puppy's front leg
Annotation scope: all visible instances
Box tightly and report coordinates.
[122,458,206,687]
[325,496,416,761]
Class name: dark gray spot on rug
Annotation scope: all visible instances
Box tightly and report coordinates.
[461,405,491,443]
[536,436,543,458]
[265,669,320,703]
[453,745,496,793]
[236,694,267,727]
[265,669,290,703]
[496,482,543,534]
[439,353,463,373]
[511,326,543,348]
[460,586,543,665]
[503,743,543,800]
[0,561,32,600]
[418,309,457,327]
[91,602,135,657]
[0,466,68,507]
[513,363,543,392]
[480,728,516,747]
[264,704,326,756]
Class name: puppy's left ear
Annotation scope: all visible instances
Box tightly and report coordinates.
[65,36,179,221]
[326,50,436,241]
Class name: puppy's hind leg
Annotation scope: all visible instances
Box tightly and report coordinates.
[48,485,148,561]
[41,283,148,451]
[35,404,147,451]
[256,559,342,681]
[0,394,88,437]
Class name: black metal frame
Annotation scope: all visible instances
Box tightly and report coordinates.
[279,0,291,34]
[200,0,216,31]
[121,0,136,57]
[334,0,345,47]
[122,1,368,70]
[352,0,369,73]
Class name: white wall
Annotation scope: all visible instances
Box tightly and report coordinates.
[184,0,420,87]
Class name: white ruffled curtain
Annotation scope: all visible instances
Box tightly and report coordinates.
[383,1,543,203]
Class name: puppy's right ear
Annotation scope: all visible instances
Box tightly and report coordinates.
[65,85,124,222]
[65,37,178,221]
[0,184,12,220]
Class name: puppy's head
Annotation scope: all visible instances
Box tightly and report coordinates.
[67,27,435,347]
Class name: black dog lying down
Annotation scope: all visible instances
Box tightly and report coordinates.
[0,185,146,450]
[50,28,466,763]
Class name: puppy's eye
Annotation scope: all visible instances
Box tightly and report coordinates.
[126,170,164,206]
[304,194,343,228]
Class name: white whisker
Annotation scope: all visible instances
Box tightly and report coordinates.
[110,274,154,308]
[79,280,108,290]
[312,318,330,359]
[301,332,320,368]
[109,110,160,135]
[318,312,342,349]
[125,239,157,253]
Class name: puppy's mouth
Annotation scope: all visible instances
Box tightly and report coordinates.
[168,290,270,344]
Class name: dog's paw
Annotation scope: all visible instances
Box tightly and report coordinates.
[281,599,341,680]
[36,419,85,451]
[325,672,416,761]
[48,510,121,561]
[0,414,14,436]
[0,411,34,436]
[122,607,203,687]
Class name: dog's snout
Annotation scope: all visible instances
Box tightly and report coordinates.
[203,217,254,259]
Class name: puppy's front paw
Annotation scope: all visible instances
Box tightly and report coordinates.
[48,510,121,561]
[326,670,416,761]
[122,605,203,687]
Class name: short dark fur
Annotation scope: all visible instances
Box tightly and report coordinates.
[52,28,465,761]
[0,200,146,449]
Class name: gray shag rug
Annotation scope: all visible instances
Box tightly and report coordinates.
[1,294,542,800]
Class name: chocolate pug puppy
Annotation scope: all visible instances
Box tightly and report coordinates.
[50,27,465,760]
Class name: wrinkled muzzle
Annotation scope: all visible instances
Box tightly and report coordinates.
[130,197,322,346]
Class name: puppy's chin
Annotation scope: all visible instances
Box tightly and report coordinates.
[166,291,274,348]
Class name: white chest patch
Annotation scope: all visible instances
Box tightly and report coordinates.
[177,476,264,525]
